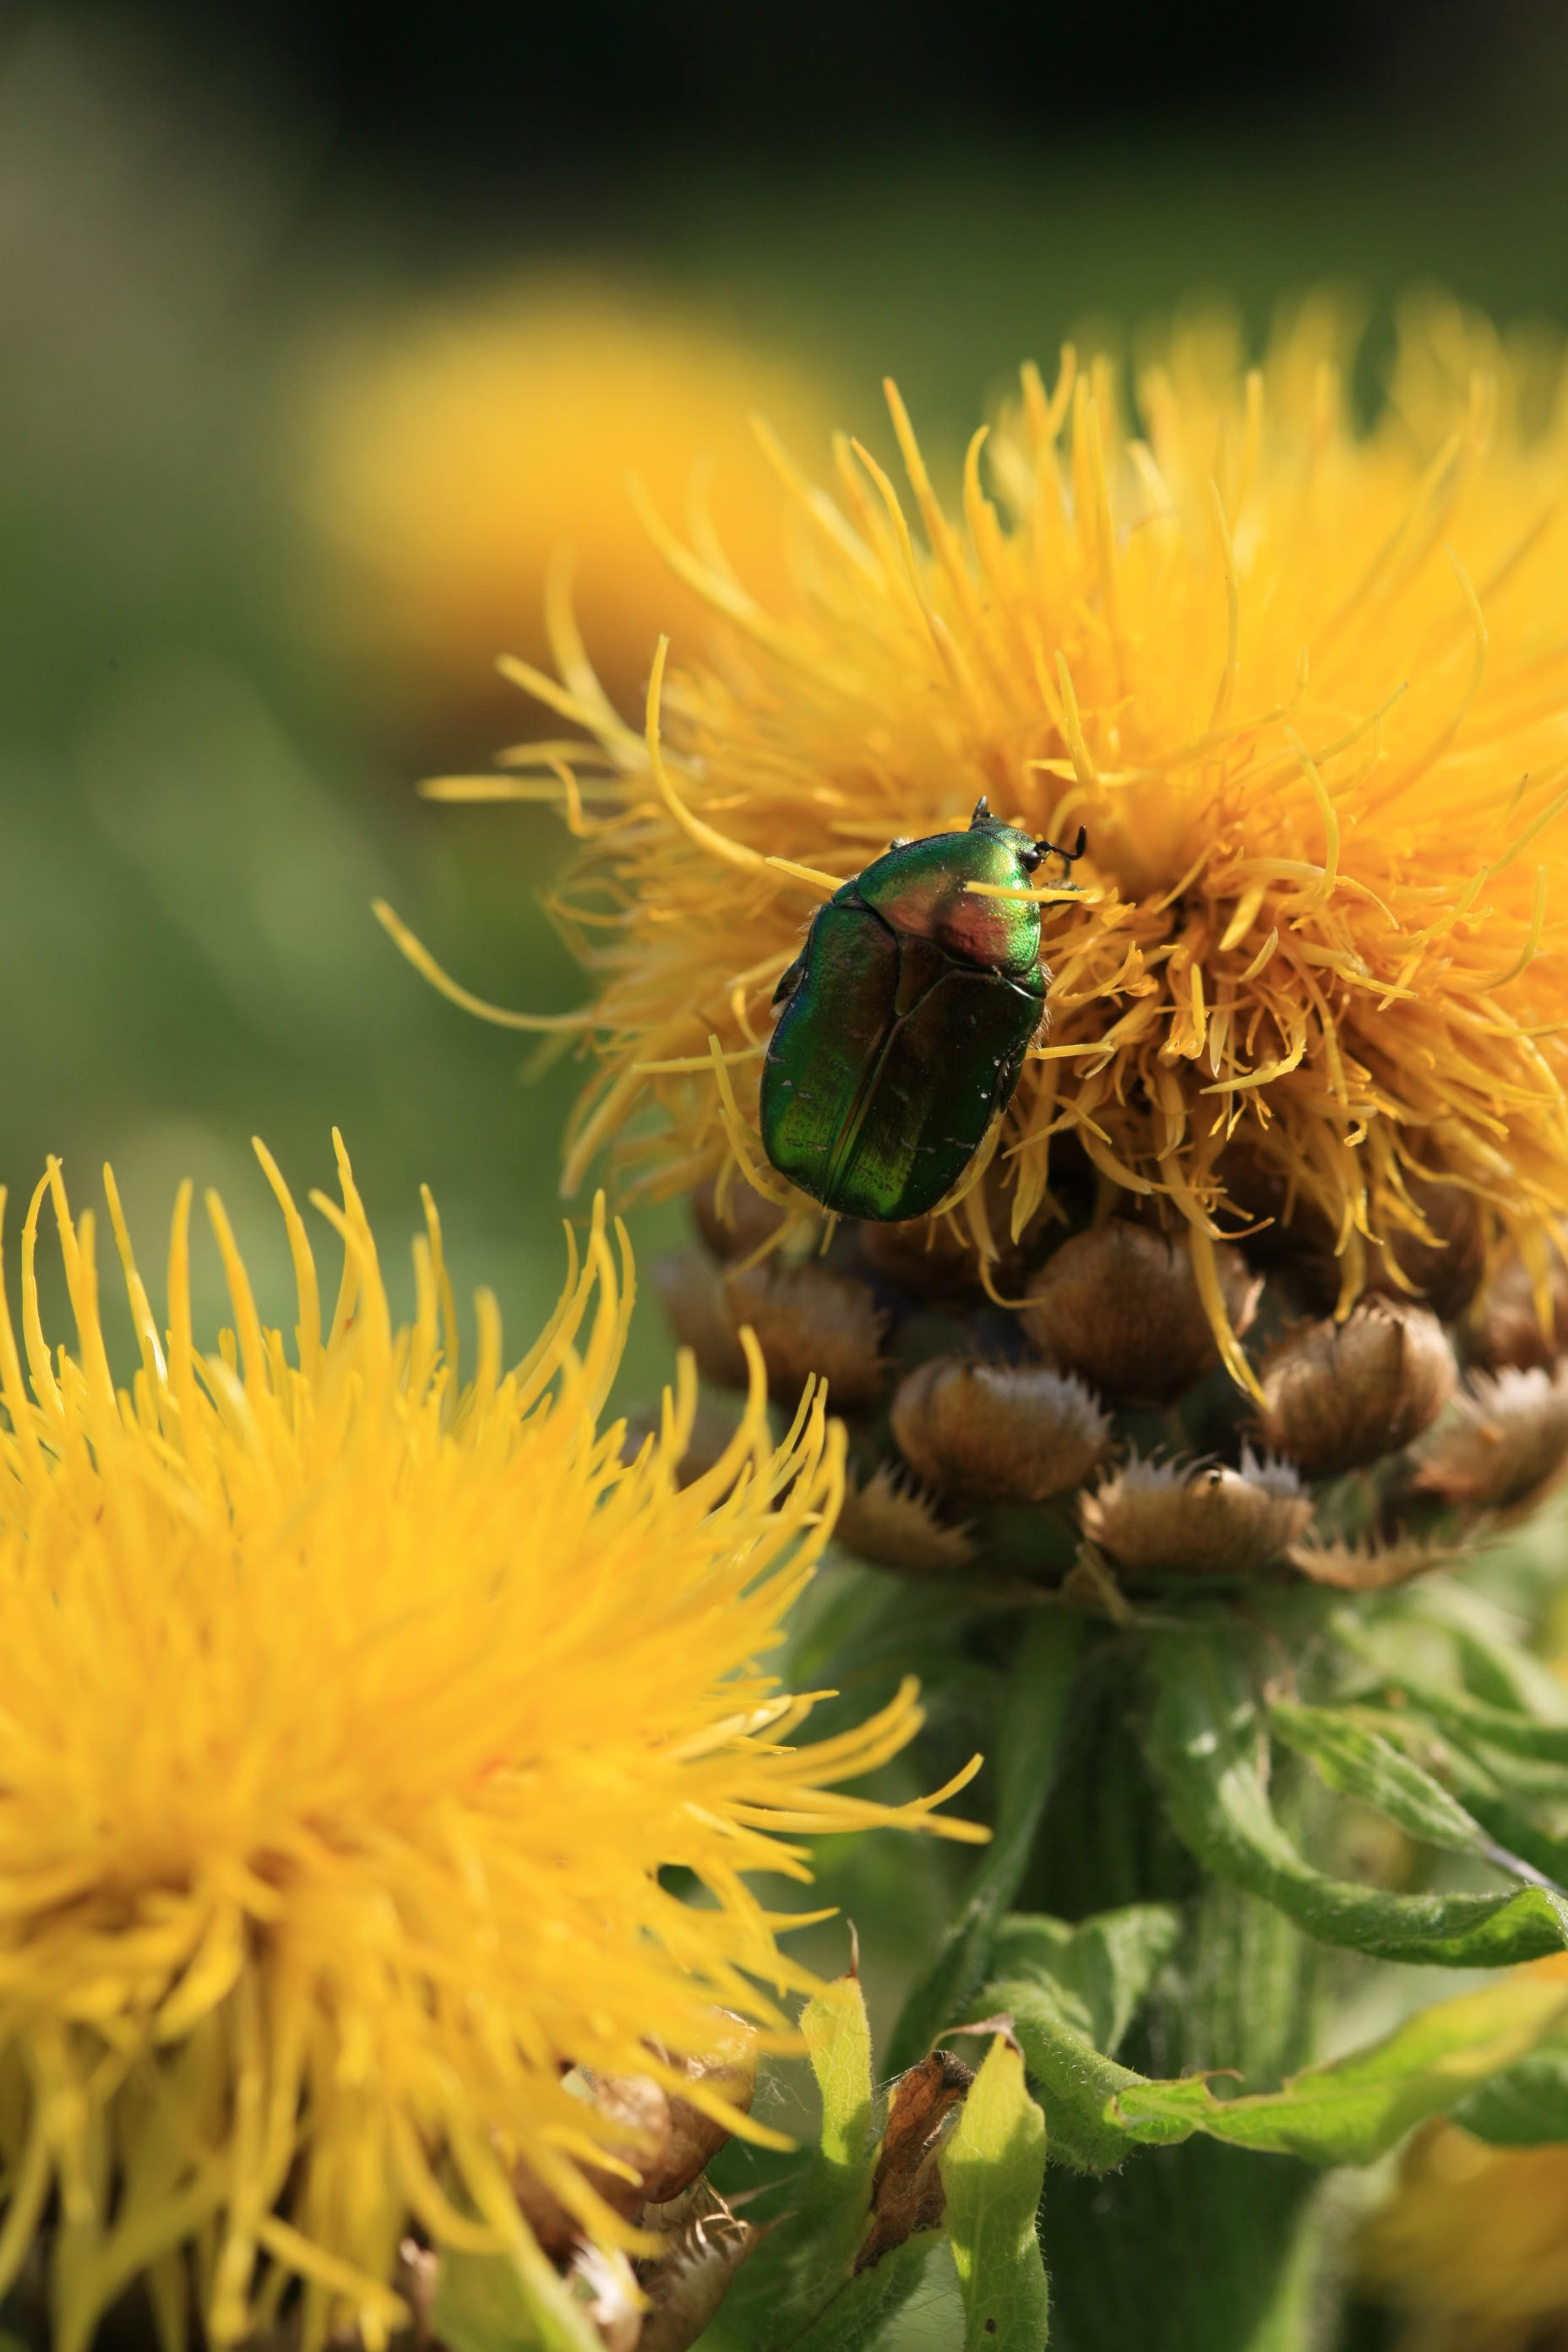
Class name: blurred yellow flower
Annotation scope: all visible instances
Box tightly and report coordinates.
[1361,1962,1568,2350]
[406,297,1568,1358]
[0,1141,977,2351]
[308,280,833,732]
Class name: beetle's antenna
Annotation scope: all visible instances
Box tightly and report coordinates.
[1035,824,1088,878]
[970,795,992,826]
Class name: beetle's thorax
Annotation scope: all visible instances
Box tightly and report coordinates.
[851,824,1041,976]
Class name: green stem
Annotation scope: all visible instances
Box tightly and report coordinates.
[887,1612,1084,2075]
[1042,2142,1326,2352]
[1030,1652,1331,2352]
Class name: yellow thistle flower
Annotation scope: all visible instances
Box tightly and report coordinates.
[307,279,832,729]
[391,296,1568,1370]
[0,1140,979,2352]
[1360,1961,1568,2349]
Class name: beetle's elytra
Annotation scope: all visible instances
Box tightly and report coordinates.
[759,799,1085,1222]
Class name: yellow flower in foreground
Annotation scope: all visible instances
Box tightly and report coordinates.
[400,297,1568,1349]
[308,280,832,726]
[0,1140,977,2352]
[1361,1964,1568,2349]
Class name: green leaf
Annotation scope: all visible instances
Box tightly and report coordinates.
[713,1970,878,2347]
[431,2245,603,2352]
[798,1969,878,2257]
[983,1960,1196,2174]
[783,2234,941,2352]
[1366,1582,1568,1721]
[1386,1677,1568,1763]
[991,1904,1182,2057]
[1144,1625,1568,1965]
[889,1614,1084,2074]
[1451,2032,1568,2144]
[1268,1699,1500,1856]
[1435,1757,1568,1886]
[1337,1586,1568,1756]
[989,1948,1568,2172]
[1344,1705,1568,1888]
[940,2035,1050,2352]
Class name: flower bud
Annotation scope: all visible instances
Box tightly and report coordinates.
[691,1173,788,1262]
[513,2068,672,2257]
[510,2168,579,2262]
[890,1357,1110,1504]
[652,1252,751,1389]
[1368,1182,1486,1325]
[576,2071,675,2221]
[639,2189,755,2352]
[724,1260,887,1408]
[1081,1451,1312,1581]
[1021,1222,1260,1404]
[640,2017,759,2205]
[1212,1147,1340,1298]
[1469,1233,1568,1374]
[1258,1300,1456,1476]
[1417,1366,1568,1514]
[834,1462,977,1574]
[1288,1533,1459,1591]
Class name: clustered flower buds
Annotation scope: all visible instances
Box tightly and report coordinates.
[653,1180,1568,1598]
[512,2016,762,2349]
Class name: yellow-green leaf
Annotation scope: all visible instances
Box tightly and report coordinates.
[714,1968,879,2345]
[940,2035,1049,2352]
[802,1969,876,2183]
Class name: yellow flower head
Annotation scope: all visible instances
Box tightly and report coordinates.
[0,1139,977,2351]
[308,279,832,727]
[403,297,1568,1358]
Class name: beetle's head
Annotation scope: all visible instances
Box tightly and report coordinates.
[969,797,1089,881]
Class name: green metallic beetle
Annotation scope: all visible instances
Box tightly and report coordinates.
[759,798,1086,1222]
